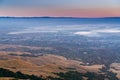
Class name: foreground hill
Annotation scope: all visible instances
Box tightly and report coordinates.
[0,67,118,80]
[0,53,103,77]
[0,51,119,80]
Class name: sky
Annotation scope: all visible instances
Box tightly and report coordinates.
[0,0,120,17]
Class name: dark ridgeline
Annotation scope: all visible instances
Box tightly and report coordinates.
[0,68,119,80]
[0,68,44,80]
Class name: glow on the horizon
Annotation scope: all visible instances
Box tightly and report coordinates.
[0,0,120,17]
[0,8,120,17]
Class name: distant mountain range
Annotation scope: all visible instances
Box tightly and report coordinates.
[0,16,120,19]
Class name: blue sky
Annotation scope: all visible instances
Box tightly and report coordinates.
[0,0,120,17]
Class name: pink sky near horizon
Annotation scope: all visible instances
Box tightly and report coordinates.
[0,8,120,17]
[0,0,120,17]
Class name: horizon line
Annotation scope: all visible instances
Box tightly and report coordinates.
[0,16,120,19]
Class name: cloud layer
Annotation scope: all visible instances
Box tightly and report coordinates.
[74,29,120,37]
[8,24,120,37]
